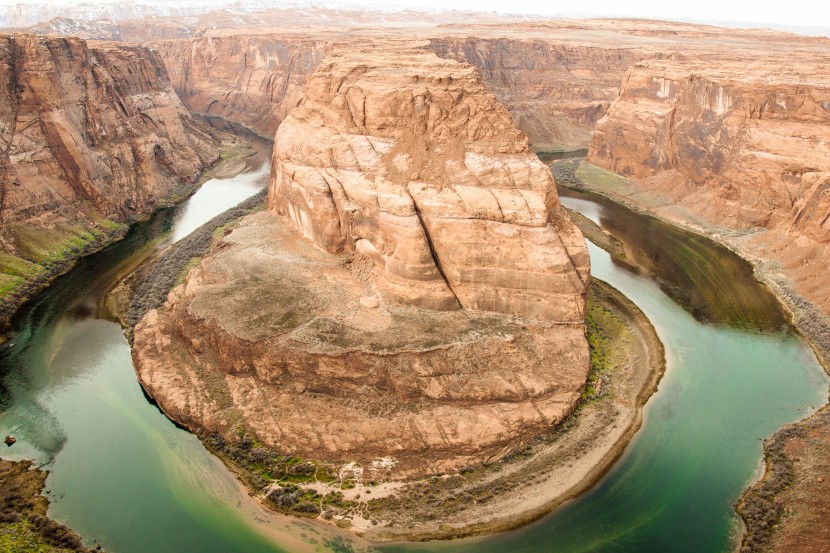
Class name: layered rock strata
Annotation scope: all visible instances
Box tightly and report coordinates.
[133,46,590,477]
[426,37,644,152]
[0,33,222,322]
[156,33,326,139]
[152,20,830,152]
[269,46,590,320]
[588,58,830,315]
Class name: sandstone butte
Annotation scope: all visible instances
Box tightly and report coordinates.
[0,33,222,324]
[132,44,591,478]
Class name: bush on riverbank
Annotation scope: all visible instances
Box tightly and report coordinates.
[0,459,97,553]
[126,190,266,334]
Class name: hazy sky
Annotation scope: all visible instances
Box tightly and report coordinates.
[2,0,827,30]
[357,0,829,28]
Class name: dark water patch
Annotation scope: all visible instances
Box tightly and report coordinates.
[560,186,789,333]
[536,149,589,163]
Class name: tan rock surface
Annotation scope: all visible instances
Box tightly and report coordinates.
[133,45,590,477]
[587,57,830,315]
[0,33,223,323]
[269,45,589,320]
[133,212,589,477]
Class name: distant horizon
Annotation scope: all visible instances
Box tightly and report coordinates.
[0,0,826,37]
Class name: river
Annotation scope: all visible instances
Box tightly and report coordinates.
[1,155,827,552]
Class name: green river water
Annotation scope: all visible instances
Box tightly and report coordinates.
[0,160,827,553]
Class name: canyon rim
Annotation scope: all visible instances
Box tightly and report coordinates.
[0,6,828,553]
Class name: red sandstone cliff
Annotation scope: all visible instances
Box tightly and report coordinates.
[588,58,830,315]
[0,33,222,323]
[155,33,326,139]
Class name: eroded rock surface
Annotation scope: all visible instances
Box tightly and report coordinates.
[0,33,222,323]
[0,35,219,229]
[270,45,589,320]
[133,45,590,477]
[588,58,830,315]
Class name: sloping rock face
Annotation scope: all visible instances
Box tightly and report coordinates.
[133,46,590,477]
[155,33,326,139]
[0,35,219,229]
[587,58,830,314]
[426,38,644,152]
[0,33,221,322]
[270,46,590,321]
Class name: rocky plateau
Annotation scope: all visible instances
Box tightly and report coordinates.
[132,44,591,478]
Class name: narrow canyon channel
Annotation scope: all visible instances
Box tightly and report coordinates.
[1,148,827,553]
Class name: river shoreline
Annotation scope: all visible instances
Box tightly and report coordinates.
[354,278,665,542]
[0,125,256,342]
[137,257,665,542]
[0,459,98,552]
[551,158,830,553]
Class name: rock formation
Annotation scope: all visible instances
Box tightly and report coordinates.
[151,20,830,152]
[588,57,830,315]
[270,45,589,319]
[133,45,590,477]
[0,33,222,323]
[155,32,326,139]
[426,37,643,152]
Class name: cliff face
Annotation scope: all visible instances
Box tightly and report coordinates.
[154,31,646,152]
[587,58,830,314]
[133,45,590,477]
[589,59,830,228]
[0,33,222,322]
[270,46,589,320]
[150,21,830,156]
[153,34,326,139]
[426,38,644,152]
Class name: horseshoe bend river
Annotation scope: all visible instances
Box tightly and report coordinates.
[0,158,827,553]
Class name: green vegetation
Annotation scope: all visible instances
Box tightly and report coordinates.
[201,430,358,519]
[0,460,96,553]
[583,288,624,401]
[0,223,125,324]
[10,225,105,265]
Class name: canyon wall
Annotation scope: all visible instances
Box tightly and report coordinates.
[0,33,222,322]
[427,37,644,152]
[154,33,326,139]
[589,59,830,228]
[152,28,652,150]
[588,58,830,314]
[133,45,590,477]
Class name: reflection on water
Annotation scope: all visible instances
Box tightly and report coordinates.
[536,150,589,163]
[172,164,268,241]
[560,187,788,333]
